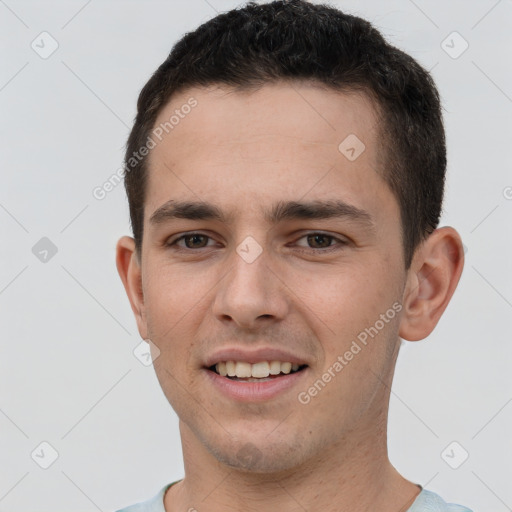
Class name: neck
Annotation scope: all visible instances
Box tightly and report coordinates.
[165,412,420,512]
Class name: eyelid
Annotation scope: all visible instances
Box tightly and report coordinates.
[292,232,348,251]
[166,231,219,248]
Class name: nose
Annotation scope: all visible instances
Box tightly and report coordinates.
[212,243,289,330]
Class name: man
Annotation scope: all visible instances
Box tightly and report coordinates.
[114,1,472,511]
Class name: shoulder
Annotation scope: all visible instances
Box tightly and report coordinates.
[408,489,473,512]
[114,483,173,512]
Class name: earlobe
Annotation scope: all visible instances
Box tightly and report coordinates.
[399,227,465,342]
[115,236,148,339]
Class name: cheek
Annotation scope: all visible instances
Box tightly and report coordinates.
[293,265,401,425]
[145,270,206,411]
[142,265,206,375]
[284,262,403,385]
[287,260,397,330]
[144,260,212,323]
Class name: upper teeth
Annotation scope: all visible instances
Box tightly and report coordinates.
[215,361,300,378]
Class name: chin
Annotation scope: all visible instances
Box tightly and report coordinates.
[203,432,315,474]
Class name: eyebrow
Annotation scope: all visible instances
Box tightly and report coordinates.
[149,199,376,232]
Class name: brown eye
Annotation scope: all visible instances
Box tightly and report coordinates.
[294,232,348,253]
[182,234,209,248]
[166,232,215,250]
[306,234,334,249]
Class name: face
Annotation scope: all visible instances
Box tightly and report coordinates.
[127,82,411,473]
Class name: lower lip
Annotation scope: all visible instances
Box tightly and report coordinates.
[204,368,308,402]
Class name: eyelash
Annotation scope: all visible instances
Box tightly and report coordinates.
[165,232,348,254]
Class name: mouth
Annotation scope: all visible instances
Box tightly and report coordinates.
[203,348,311,401]
[207,360,308,382]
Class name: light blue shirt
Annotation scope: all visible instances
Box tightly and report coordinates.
[114,482,473,512]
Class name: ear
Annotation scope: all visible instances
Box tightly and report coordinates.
[115,236,148,340]
[399,226,464,341]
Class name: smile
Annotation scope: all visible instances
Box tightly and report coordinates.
[204,359,309,401]
[210,360,307,381]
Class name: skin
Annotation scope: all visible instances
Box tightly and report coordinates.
[116,81,464,512]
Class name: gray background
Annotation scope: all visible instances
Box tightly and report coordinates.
[1,0,511,511]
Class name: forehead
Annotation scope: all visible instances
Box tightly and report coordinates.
[144,82,394,226]
[150,81,379,158]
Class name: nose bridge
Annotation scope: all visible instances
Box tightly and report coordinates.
[213,235,287,327]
